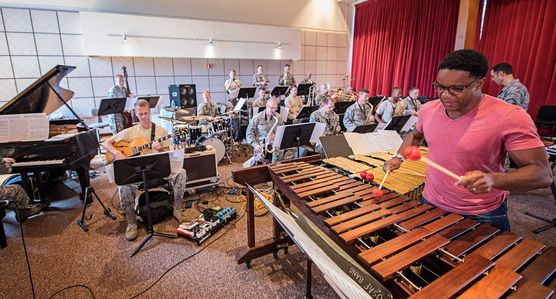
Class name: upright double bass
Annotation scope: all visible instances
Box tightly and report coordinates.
[121,66,136,126]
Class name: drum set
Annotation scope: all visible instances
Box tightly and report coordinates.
[161,114,235,163]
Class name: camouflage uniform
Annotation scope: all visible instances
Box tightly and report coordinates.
[197,101,219,126]
[107,85,129,134]
[497,79,529,110]
[399,96,422,115]
[343,102,374,132]
[252,73,268,88]
[278,73,296,86]
[114,125,188,224]
[246,111,286,162]
[0,158,30,209]
[309,109,340,136]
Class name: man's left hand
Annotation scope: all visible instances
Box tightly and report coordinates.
[152,141,162,151]
[456,170,495,194]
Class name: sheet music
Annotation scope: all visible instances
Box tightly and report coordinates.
[273,125,286,148]
[0,113,49,143]
[310,122,326,143]
[168,148,185,174]
[250,187,380,299]
[233,98,246,111]
[124,97,137,110]
[279,107,289,122]
[344,131,403,155]
[400,115,418,133]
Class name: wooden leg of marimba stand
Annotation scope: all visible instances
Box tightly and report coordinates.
[247,189,255,248]
[305,258,313,299]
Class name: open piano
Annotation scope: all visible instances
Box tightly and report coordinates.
[0,65,98,203]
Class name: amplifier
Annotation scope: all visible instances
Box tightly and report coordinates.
[183,145,219,190]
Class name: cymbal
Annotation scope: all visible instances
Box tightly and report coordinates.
[158,116,188,123]
[179,115,208,122]
[161,107,191,115]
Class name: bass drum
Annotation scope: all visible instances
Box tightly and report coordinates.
[196,136,226,162]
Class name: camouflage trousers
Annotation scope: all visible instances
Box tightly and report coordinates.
[0,184,30,209]
[118,169,187,224]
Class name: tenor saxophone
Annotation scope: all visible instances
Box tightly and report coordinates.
[265,115,279,154]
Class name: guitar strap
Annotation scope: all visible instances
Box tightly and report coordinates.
[150,122,156,142]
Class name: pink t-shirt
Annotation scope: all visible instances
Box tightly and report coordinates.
[415,95,543,215]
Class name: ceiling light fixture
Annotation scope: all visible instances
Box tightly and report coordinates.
[122,34,128,42]
[209,38,213,46]
[277,42,282,49]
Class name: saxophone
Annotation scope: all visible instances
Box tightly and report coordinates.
[254,115,278,163]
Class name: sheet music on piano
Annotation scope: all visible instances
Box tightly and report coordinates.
[0,113,49,143]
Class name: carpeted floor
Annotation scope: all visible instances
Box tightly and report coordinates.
[1,160,555,299]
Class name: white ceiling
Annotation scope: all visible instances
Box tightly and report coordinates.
[0,0,354,32]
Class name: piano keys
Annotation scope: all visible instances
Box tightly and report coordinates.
[0,65,99,203]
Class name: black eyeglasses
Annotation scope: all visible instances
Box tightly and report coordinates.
[432,77,482,96]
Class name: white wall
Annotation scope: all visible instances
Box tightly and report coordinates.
[0,7,349,123]
[0,0,349,32]
[80,12,302,60]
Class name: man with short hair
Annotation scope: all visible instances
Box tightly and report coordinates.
[252,87,269,109]
[343,89,374,132]
[490,63,529,110]
[399,87,422,116]
[386,49,552,232]
[285,86,304,121]
[310,96,341,137]
[225,69,241,105]
[107,74,135,134]
[278,64,296,86]
[252,65,268,88]
[102,100,187,241]
[197,90,219,126]
[246,97,284,164]
[375,86,403,123]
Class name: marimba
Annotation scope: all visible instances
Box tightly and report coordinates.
[233,157,555,298]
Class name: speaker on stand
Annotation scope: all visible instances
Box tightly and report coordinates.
[169,84,197,111]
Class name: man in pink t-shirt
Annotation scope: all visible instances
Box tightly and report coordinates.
[386,49,552,232]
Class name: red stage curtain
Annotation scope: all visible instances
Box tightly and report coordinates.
[475,0,556,118]
[351,0,460,97]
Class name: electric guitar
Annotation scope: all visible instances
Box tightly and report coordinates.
[105,134,173,163]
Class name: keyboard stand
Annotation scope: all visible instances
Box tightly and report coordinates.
[77,186,116,232]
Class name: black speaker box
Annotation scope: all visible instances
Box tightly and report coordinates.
[169,84,197,108]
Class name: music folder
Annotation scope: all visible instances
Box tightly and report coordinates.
[383,115,412,133]
[271,86,289,97]
[137,96,160,108]
[295,105,319,120]
[237,87,256,99]
[353,123,378,133]
[98,97,127,116]
[296,83,314,97]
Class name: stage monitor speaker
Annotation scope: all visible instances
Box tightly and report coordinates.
[169,84,197,109]
[183,145,219,189]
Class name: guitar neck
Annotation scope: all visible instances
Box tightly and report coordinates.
[135,135,171,152]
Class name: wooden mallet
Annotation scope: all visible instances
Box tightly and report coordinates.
[402,146,462,181]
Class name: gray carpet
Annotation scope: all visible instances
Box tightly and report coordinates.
[1,161,554,299]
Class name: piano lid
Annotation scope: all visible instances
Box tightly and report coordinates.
[0,65,75,116]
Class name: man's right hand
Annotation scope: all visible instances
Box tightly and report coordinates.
[385,158,403,172]
[115,152,127,160]
[255,145,263,153]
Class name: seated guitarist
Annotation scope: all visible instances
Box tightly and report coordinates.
[101,99,187,241]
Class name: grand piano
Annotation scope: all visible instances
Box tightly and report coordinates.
[0,65,99,203]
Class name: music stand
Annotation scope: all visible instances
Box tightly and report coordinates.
[297,83,314,97]
[138,96,160,108]
[368,96,385,112]
[271,86,289,98]
[383,115,412,133]
[114,153,177,257]
[296,105,319,120]
[274,123,316,158]
[319,135,353,158]
[237,87,256,100]
[333,101,353,115]
[353,123,378,133]
[98,98,127,116]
